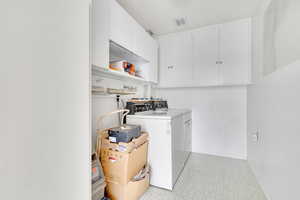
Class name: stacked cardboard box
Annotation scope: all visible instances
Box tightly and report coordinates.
[99,130,149,200]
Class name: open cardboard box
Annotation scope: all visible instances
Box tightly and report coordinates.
[106,165,150,200]
[100,130,149,153]
[100,135,148,184]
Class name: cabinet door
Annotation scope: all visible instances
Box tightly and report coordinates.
[158,34,176,86]
[92,0,109,69]
[172,116,185,185]
[149,39,158,83]
[219,18,251,85]
[158,32,193,87]
[134,25,150,60]
[183,112,192,165]
[139,37,158,82]
[192,25,219,86]
[109,0,135,51]
[184,115,192,154]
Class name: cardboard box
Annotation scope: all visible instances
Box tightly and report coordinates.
[96,130,148,156]
[100,131,149,153]
[106,172,150,200]
[101,141,148,184]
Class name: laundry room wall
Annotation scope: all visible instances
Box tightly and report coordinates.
[154,86,247,160]
[91,78,149,150]
[248,0,300,199]
[0,0,90,199]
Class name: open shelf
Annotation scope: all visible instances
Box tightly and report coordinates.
[91,87,136,96]
[92,41,152,84]
[109,40,149,65]
[92,65,149,83]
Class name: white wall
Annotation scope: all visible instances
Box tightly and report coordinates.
[155,86,247,160]
[248,0,300,199]
[274,0,300,68]
[0,1,90,200]
[257,0,300,77]
[91,78,147,150]
[247,60,300,200]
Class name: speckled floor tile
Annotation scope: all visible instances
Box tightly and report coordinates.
[140,153,267,200]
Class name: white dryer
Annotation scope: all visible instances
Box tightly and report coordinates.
[127,109,192,190]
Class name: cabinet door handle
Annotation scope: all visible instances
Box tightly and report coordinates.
[167,66,174,69]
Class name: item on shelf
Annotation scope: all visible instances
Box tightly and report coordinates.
[109,60,127,72]
[123,86,137,93]
[123,62,130,73]
[92,86,106,94]
[108,124,141,143]
[129,64,135,76]
[107,88,125,94]
[106,165,150,200]
[92,65,147,83]
[107,88,136,95]
[123,62,135,76]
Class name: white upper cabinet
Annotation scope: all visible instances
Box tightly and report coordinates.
[93,0,158,83]
[134,24,150,60]
[158,34,176,86]
[219,18,251,85]
[158,18,252,88]
[147,38,159,83]
[109,0,135,51]
[192,25,219,86]
[152,40,159,83]
[92,0,109,69]
[159,31,193,87]
[109,0,156,62]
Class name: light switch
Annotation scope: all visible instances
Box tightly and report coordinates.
[252,130,259,142]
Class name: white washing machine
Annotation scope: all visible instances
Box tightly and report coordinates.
[127,109,192,190]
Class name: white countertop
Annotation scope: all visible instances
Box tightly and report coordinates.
[127,108,191,120]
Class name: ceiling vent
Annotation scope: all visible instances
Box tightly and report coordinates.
[175,18,186,26]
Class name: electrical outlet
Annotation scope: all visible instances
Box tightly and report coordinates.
[251,129,260,142]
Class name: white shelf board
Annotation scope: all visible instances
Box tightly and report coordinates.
[92,65,149,84]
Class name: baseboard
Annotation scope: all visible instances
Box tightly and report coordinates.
[191,151,247,160]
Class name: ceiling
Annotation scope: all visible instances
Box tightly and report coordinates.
[117,0,263,35]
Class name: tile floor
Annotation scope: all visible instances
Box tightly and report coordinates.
[141,153,267,200]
